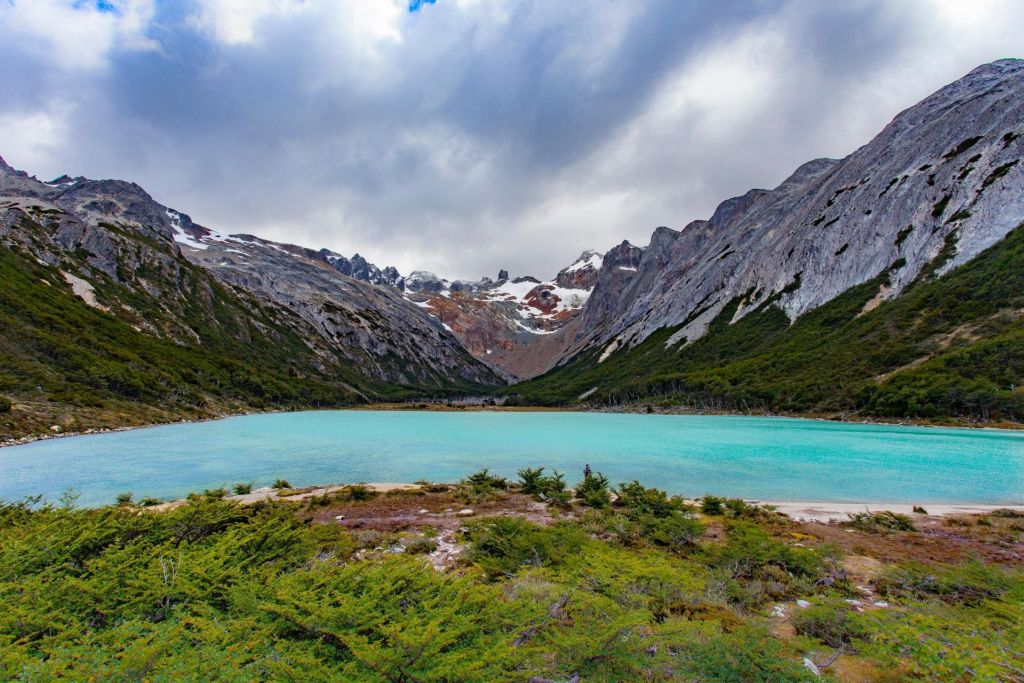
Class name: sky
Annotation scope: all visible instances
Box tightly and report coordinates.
[2,1,1024,280]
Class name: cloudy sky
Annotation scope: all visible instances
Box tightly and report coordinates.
[2,1,1023,279]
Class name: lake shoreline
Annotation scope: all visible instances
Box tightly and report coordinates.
[3,401,1021,449]
[145,481,1024,522]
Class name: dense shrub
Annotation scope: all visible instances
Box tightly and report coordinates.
[341,484,378,501]
[575,471,612,509]
[465,517,586,578]
[792,601,867,648]
[616,480,686,518]
[876,560,1012,604]
[232,482,252,495]
[847,510,915,533]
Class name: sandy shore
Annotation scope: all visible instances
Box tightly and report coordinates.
[759,500,1024,522]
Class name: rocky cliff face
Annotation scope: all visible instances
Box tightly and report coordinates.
[566,59,1024,361]
[0,158,500,390]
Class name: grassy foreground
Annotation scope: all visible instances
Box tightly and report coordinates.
[1,471,1022,681]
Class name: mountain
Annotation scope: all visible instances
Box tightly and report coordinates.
[402,252,602,380]
[0,159,500,439]
[508,59,1024,422]
[307,249,604,380]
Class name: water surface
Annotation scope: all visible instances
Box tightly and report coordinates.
[1,411,1022,507]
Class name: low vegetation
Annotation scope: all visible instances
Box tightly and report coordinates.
[2,470,1020,680]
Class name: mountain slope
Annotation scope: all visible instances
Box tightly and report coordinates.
[0,160,500,439]
[508,60,1024,422]
[507,220,1024,421]
[561,59,1024,362]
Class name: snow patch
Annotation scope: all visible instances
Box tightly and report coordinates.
[167,209,209,250]
[564,251,603,273]
[515,320,556,335]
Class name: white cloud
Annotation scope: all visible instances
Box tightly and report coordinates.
[0,0,157,73]
[0,103,73,175]
[187,0,308,46]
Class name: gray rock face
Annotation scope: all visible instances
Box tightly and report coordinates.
[568,59,1024,359]
[181,235,497,386]
[404,270,449,293]
[0,160,500,388]
[318,249,404,288]
[555,250,604,290]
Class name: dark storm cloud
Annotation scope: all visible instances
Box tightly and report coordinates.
[2,1,1023,279]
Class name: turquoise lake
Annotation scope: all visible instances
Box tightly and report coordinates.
[1,411,1022,507]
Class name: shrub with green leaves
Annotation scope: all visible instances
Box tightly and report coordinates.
[272,478,291,489]
[0,396,11,413]
[465,517,586,578]
[876,560,1012,604]
[617,480,685,518]
[342,484,377,501]
[701,495,725,515]
[517,466,546,494]
[847,510,915,533]
[791,600,867,649]
[575,471,611,509]
[232,482,253,495]
[463,468,508,490]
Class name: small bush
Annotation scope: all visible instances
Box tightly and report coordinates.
[233,482,253,495]
[273,479,292,489]
[115,492,133,505]
[646,513,704,550]
[463,468,508,490]
[306,494,333,508]
[139,497,162,507]
[351,529,386,549]
[0,396,11,412]
[403,536,438,555]
[792,601,867,649]
[342,484,378,502]
[575,471,611,509]
[416,482,450,493]
[876,560,1011,604]
[517,467,546,494]
[701,495,725,516]
[847,510,915,532]
[538,470,567,496]
[202,488,228,500]
[708,521,823,581]
[912,505,927,514]
[991,508,1024,519]
[465,517,586,578]
[616,481,684,518]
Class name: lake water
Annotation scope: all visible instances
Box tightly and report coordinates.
[1,411,1022,507]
